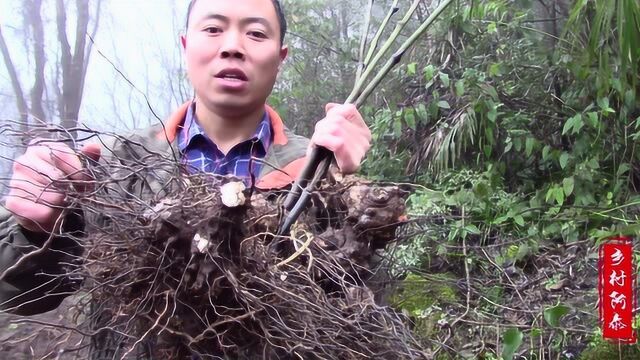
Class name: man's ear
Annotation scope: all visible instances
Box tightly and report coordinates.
[180,35,187,50]
[279,45,288,62]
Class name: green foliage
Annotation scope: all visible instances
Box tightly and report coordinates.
[580,334,640,360]
[272,0,366,135]
[543,303,571,327]
[270,1,640,355]
[501,328,523,360]
[361,0,640,244]
[356,0,640,357]
[391,273,458,315]
[390,273,458,340]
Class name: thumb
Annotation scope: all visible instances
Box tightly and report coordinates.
[80,143,101,163]
[325,102,340,114]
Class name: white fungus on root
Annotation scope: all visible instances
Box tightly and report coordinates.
[220,181,246,208]
[194,233,209,253]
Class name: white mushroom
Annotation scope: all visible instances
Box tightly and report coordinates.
[220,181,246,208]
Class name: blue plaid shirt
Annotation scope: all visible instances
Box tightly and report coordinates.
[178,103,272,184]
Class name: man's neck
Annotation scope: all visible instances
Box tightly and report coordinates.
[194,101,266,154]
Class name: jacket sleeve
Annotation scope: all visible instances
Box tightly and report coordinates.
[0,208,85,315]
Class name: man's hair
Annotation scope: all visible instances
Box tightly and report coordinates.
[185,0,287,44]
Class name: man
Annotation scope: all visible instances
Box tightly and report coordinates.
[0,0,369,320]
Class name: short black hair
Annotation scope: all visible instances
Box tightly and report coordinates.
[185,0,287,44]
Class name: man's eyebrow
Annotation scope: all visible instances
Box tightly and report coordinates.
[240,17,274,32]
[199,13,229,23]
[198,13,274,33]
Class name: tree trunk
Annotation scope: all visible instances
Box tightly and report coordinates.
[56,0,94,138]
[28,0,47,123]
[0,26,28,128]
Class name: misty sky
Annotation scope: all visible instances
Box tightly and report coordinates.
[0,1,190,133]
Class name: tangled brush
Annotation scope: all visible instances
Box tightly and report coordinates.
[12,133,431,359]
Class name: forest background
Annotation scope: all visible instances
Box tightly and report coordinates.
[1,0,640,358]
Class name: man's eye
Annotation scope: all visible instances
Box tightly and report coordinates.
[204,27,221,34]
[248,31,267,39]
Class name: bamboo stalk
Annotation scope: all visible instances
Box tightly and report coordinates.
[347,0,422,103]
[355,0,455,107]
[363,0,400,73]
[355,0,375,84]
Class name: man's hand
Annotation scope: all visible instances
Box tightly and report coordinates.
[310,103,371,174]
[4,141,101,233]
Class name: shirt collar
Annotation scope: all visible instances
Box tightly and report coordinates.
[178,102,272,153]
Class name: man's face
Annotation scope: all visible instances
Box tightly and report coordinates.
[182,0,287,116]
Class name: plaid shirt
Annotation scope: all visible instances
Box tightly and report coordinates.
[178,103,272,184]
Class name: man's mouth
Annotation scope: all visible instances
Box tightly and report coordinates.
[215,69,248,82]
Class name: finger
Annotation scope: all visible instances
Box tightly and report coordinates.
[4,197,62,232]
[325,102,340,114]
[325,103,359,120]
[80,143,101,163]
[310,131,343,153]
[7,177,66,206]
[13,156,66,187]
[4,190,63,232]
[31,142,85,181]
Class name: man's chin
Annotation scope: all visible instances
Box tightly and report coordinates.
[206,98,264,117]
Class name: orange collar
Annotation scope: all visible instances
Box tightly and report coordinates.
[158,101,288,146]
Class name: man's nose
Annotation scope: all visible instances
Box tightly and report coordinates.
[220,31,245,60]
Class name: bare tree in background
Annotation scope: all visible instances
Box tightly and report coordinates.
[0,0,102,139]
[98,0,191,131]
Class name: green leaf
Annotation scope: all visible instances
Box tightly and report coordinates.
[407,62,417,76]
[624,90,636,107]
[545,188,554,203]
[416,103,427,119]
[393,118,403,136]
[405,110,416,130]
[439,72,450,88]
[617,163,631,176]
[559,152,569,169]
[542,145,551,160]
[423,65,436,81]
[464,224,481,234]
[571,114,584,134]
[504,139,513,153]
[487,22,497,33]
[501,328,523,360]
[525,137,535,157]
[562,177,575,197]
[586,112,599,128]
[544,303,570,327]
[554,188,565,205]
[494,215,508,224]
[455,80,465,97]
[489,63,502,77]
[597,97,615,114]
[562,115,579,135]
[437,101,451,109]
[487,106,498,122]
[514,215,525,227]
[481,84,499,101]
[597,97,609,110]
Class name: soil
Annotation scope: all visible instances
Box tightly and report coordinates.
[0,298,86,360]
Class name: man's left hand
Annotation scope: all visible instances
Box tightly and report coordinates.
[309,103,371,174]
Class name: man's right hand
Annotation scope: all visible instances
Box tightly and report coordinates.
[4,141,101,233]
